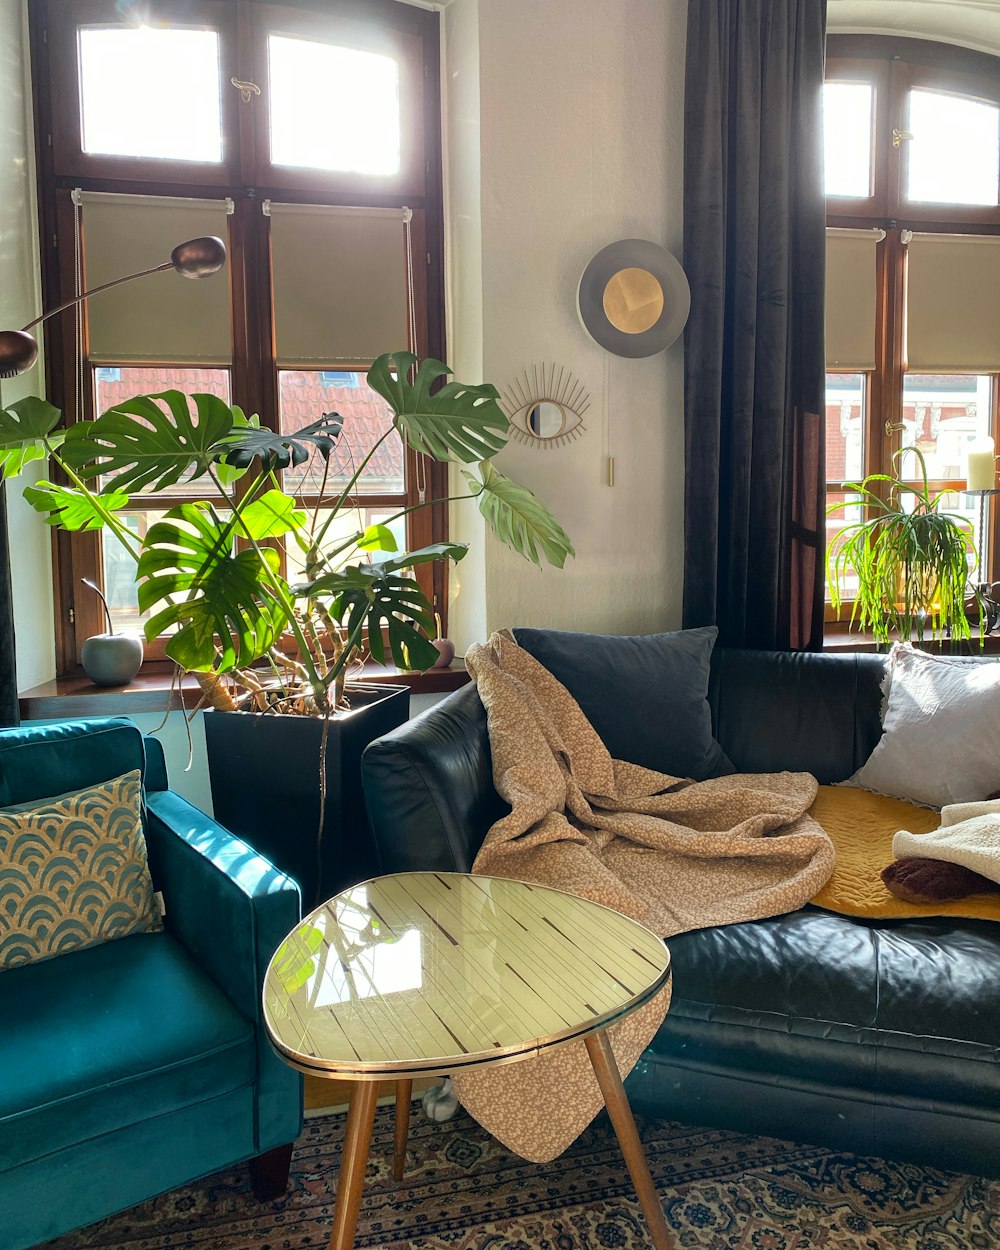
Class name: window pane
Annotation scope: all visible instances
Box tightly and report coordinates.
[824,82,874,198]
[268,35,401,174]
[900,374,992,482]
[101,509,163,637]
[78,28,223,163]
[285,507,405,584]
[278,371,405,496]
[826,489,864,604]
[94,367,232,499]
[907,89,1000,206]
[825,373,866,485]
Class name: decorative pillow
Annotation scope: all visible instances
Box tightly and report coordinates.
[845,645,1000,808]
[0,769,162,971]
[513,625,733,780]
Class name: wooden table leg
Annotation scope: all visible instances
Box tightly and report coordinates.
[585,1030,673,1250]
[327,1081,379,1250]
[393,1078,413,1181]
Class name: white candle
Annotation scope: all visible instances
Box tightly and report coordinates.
[966,437,996,491]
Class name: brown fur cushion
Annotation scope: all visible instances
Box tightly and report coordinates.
[881,857,1000,903]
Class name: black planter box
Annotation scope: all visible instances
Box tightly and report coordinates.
[203,683,410,906]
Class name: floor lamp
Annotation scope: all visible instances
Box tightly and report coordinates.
[0,234,227,723]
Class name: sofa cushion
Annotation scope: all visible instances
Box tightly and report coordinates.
[708,648,887,782]
[656,908,1000,1109]
[0,770,162,972]
[847,645,1000,807]
[0,929,254,1170]
[514,626,733,780]
[0,718,147,807]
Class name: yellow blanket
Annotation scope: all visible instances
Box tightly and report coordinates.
[810,786,1000,922]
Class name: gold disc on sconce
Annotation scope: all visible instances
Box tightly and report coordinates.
[602,267,665,335]
[578,238,690,357]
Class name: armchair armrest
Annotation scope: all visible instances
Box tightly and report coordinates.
[362,683,508,874]
[144,789,303,1151]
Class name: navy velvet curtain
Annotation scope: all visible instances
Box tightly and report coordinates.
[683,0,828,651]
[0,487,19,727]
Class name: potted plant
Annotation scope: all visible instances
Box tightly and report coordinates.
[827,447,981,647]
[0,351,573,900]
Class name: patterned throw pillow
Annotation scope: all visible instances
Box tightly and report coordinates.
[0,769,162,971]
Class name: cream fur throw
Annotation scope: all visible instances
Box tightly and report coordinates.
[450,631,835,1163]
[893,799,1000,884]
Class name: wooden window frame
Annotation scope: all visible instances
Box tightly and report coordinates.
[824,36,1000,627]
[28,0,447,675]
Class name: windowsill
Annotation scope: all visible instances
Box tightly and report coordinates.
[823,627,1000,654]
[18,661,470,721]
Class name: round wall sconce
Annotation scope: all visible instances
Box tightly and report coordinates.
[577,239,690,358]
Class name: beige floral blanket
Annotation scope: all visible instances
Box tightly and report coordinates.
[450,631,835,1163]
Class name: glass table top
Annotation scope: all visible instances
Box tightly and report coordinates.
[263,871,671,1078]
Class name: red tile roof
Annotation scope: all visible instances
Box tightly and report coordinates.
[95,367,405,497]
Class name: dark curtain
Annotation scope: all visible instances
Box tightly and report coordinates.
[0,486,19,727]
[683,0,827,651]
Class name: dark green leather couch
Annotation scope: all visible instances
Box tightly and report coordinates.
[0,717,303,1249]
[362,642,1000,1178]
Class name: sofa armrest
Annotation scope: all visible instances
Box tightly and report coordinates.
[361,683,508,874]
[144,789,303,1151]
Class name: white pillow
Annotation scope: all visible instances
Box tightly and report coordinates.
[846,644,1000,808]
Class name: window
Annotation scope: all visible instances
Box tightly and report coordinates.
[823,37,1000,626]
[30,0,445,673]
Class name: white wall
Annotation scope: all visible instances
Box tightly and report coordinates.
[0,0,55,692]
[445,0,688,645]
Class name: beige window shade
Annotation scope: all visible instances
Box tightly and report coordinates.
[80,192,232,366]
[825,228,878,371]
[907,233,1000,373]
[268,202,409,367]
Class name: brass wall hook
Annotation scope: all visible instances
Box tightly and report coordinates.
[231,77,261,103]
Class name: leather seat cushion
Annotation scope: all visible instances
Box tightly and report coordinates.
[0,929,254,1170]
[655,908,1000,1109]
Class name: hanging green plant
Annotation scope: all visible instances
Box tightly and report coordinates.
[827,446,981,646]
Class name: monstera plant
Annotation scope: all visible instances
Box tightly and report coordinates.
[0,351,573,712]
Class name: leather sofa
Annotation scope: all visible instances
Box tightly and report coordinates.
[362,644,1000,1178]
[0,717,303,1249]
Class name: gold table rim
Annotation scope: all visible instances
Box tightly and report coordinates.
[262,870,671,1081]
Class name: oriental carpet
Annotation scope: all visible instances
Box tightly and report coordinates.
[43,1105,998,1250]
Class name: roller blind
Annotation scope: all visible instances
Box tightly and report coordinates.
[825,228,878,371]
[907,233,1000,373]
[80,191,232,365]
[267,202,409,366]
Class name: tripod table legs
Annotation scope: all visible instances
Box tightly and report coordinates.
[584,1030,673,1250]
[327,1081,379,1250]
[393,1078,413,1180]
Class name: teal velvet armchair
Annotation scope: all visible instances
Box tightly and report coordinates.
[0,717,303,1250]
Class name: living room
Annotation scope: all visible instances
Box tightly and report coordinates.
[2,1,1000,1247]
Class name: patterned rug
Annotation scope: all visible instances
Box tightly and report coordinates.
[45,1105,1000,1250]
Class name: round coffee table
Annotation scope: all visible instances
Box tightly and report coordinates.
[263,871,672,1250]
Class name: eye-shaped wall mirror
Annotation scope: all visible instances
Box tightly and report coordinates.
[501,364,591,448]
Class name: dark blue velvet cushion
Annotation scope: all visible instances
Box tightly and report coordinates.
[513,626,734,780]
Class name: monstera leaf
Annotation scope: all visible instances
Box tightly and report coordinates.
[221,411,344,470]
[464,461,574,568]
[61,391,241,494]
[137,502,288,672]
[0,396,64,478]
[297,542,467,670]
[23,481,129,531]
[368,352,508,464]
[236,489,308,541]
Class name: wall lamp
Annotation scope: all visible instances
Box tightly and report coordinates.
[0,235,227,379]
